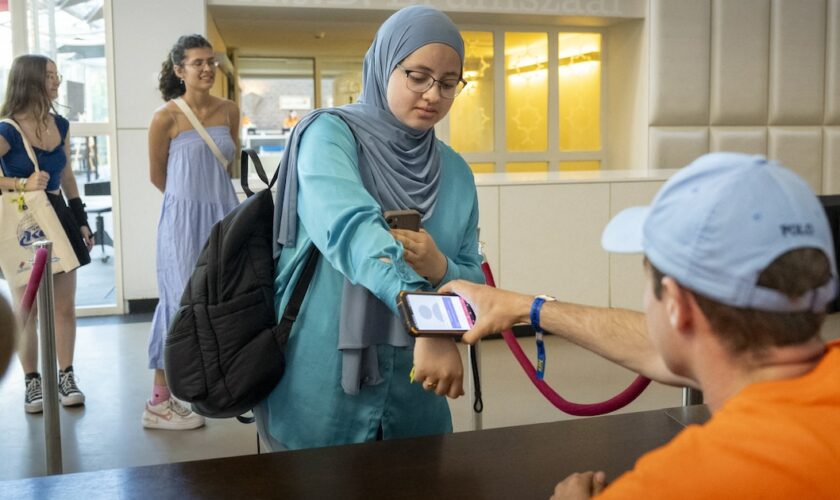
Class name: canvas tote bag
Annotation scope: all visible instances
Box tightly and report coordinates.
[0,118,80,288]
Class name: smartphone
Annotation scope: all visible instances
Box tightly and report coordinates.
[397,291,475,338]
[384,209,422,231]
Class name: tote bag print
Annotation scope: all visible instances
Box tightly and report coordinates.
[18,208,47,264]
[0,191,44,286]
[0,189,79,287]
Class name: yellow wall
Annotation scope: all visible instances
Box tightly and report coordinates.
[451,31,495,153]
[505,32,548,152]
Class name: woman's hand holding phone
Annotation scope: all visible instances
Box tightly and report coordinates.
[412,336,465,399]
[392,229,448,285]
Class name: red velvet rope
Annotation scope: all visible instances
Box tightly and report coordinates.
[481,261,651,416]
[19,247,48,324]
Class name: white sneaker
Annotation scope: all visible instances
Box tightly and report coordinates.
[142,398,206,430]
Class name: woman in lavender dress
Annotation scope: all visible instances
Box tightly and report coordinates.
[144,35,239,430]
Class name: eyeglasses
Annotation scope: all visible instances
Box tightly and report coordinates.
[182,59,219,70]
[396,64,467,99]
[46,72,63,83]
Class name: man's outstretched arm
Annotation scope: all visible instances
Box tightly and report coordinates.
[440,280,696,388]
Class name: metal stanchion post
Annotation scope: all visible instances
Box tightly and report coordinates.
[682,387,703,406]
[467,343,483,431]
[34,241,62,475]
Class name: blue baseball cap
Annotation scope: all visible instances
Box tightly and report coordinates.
[601,152,838,312]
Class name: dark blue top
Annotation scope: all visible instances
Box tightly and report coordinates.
[0,114,70,191]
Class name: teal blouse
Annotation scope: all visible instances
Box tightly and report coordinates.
[257,114,485,450]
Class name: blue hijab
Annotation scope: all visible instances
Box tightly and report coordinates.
[273,5,465,250]
[272,6,465,394]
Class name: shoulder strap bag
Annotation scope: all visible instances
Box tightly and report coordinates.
[0,118,80,287]
[172,97,231,169]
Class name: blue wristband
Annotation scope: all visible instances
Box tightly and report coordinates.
[530,295,554,380]
[530,297,546,333]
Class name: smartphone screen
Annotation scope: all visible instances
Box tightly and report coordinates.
[399,292,474,337]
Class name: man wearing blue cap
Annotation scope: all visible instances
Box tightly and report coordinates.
[442,152,839,499]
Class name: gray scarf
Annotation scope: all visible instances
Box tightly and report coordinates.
[272,6,465,394]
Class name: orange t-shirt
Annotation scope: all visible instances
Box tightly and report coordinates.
[598,340,840,499]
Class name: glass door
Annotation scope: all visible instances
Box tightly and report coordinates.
[237,56,315,184]
[23,0,121,314]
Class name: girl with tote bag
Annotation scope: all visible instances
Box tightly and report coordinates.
[144,34,240,431]
[0,54,93,414]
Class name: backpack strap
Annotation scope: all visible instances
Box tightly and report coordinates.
[237,245,319,425]
[0,118,41,172]
[172,97,230,169]
[281,244,319,324]
[240,148,279,197]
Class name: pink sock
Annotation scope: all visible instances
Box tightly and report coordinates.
[151,384,171,405]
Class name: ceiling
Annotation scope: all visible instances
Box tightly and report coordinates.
[208,6,387,59]
[208,4,631,59]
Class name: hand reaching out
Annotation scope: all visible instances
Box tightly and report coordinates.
[440,280,532,345]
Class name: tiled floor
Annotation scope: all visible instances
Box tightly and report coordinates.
[0,313,837,481]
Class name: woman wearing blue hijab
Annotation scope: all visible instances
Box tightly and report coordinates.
[257,5,485,450]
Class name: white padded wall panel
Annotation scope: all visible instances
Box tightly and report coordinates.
[710,127,767,155]
[710,0,770,125]
[769,0,827,125]
[649,127,709,169]
[113,0,206,129]
[609,181,664,311]
[476,186,500,284]
[768,127,823,191]
[826,0,840,124]
[649,0,711,125]
[499,184,610,307]
[117,129,162,299]
[824,128,840,194]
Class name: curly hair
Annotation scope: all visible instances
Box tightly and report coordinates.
[158,34,213,101]
[1,55,56,140]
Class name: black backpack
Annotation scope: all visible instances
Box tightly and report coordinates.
[164,149,318,419]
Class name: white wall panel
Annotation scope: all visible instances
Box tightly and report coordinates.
[476,186,500,283]
[116,130,162,300]
[768,127,823,192]
[710,127,768,155]
[710,0,770,125]
[649,127,709,169]
[609,181,664,311]
[499,184,610,306]
[649,0,711,125]
[824,128,840,194]
[826,0,840,124]
[113,0,206,129]
[112,0,206,301]
[768,0,827,125]
[605,19,648,170]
